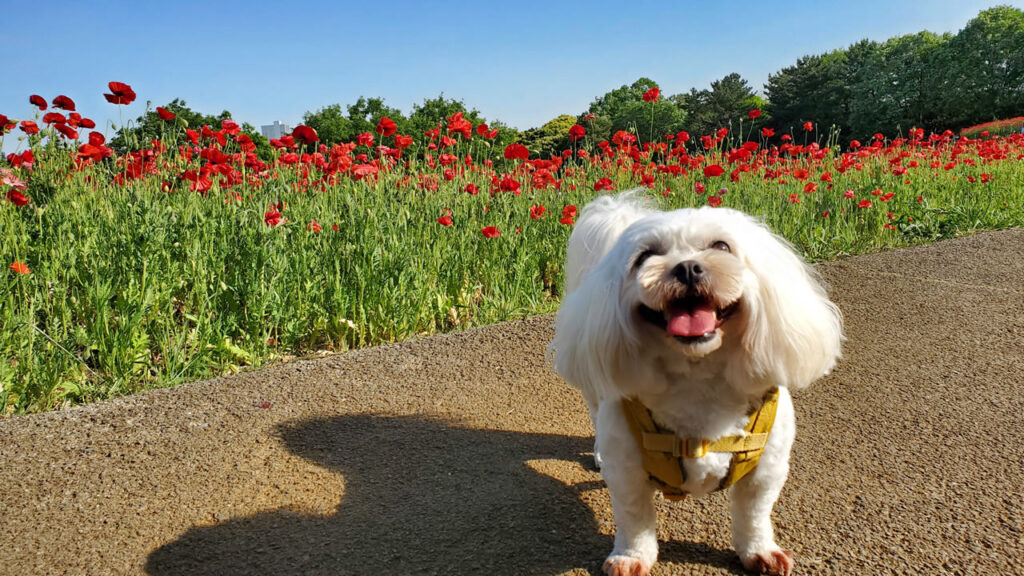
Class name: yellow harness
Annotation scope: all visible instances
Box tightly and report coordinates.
[621,388,780,500]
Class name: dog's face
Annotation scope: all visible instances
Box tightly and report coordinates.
[626,218,748,358]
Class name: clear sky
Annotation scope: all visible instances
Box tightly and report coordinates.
[2,0,1022,153]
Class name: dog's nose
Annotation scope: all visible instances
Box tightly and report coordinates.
[672,260,705,286]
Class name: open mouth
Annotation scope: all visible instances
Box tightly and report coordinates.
[638,295,740,344]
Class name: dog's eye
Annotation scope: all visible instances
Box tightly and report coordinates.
[710,240,731,253]
[634,248,661,268]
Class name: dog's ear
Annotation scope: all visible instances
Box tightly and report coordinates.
[737,217,843,390]
[549,255,635,399]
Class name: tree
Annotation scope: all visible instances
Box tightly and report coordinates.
[519,114,577,158]
[109,99,272,160]
[684,73,759,137]
[584,78,687,144]
[304,98,408,145]
[302,104,351,145]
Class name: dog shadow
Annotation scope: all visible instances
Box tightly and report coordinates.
[145,414,744,575]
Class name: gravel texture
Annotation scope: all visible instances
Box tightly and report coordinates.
[1,229,1022,576]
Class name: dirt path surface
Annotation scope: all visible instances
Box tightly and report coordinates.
[2,230,1023,576]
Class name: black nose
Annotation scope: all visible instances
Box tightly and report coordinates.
[672,260,705,287]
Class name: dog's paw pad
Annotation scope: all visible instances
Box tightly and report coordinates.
[603,555,651,576]
[742,549,794,576]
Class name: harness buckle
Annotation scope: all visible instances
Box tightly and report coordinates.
[681,438,709,459]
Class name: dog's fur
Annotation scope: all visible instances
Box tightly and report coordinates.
[550,193,843,576]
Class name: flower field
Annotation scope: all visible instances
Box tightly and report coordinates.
[2,84,1023,414]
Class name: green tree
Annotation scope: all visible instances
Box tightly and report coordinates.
[584,78,687,144]
[302,104,351,145]
[519,114,577,158]
[684,73,759,137]
[109,99,271,160]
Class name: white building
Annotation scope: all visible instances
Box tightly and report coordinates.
[261,121,291,139]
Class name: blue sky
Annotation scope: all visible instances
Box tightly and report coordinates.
[3,0,1022,153]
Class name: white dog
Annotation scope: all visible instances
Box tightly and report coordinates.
[550,193,842,576]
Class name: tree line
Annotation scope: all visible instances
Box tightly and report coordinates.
[115,6,1023,158]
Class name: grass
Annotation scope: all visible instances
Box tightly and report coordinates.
[2,118,1022,414]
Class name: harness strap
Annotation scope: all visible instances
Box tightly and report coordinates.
[621,388,780,499]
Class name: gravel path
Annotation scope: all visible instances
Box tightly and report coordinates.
[1,229,1022,576]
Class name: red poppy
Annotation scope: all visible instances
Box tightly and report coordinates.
[464,183,479,195]
[52,95,76,111]
[264,204,283,226]
[6,190,30,206]
[221,119,240,135]
[19,120,39,135]
[352,164,379,181]
[529,205,546,220]
[593,177,614,191]
[88,132,106,146]
[761,127,775,138]
[707,195,723,207]
[29,95,47,110]
[843,190,856,199]
[42,112,66,125]
[157,107,176,121]
[437,215,454,227]
[307,220,322,233]
[285,125,316,147]
[9,261,30,275]
[356,132,375,147]
[447,112,472,139]
[788,194,800,204]
[481,226,500,238]
[79,117,96,129]
[504,142,529,160]
[802,121,814,132]
[857,199,872,209]
[476,123,490,136]
[821,211,830,218]
[748,109,761,120]
[562,205,578,219]
[559,215,575,226]
[803,182,817,194]
[104,82,137,105]
[694,182,705,195]
[703,164,725,178]
[54,123,79,139]
[569,124,586,141]
[376,117,397,137]
[642,87,660,103]
[393,134,413,149]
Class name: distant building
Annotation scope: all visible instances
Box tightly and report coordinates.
[261,121,291,140]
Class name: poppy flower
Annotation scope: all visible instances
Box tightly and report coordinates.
[292,125,319,145]
[29,95,47,110]
[703,164,725,178]
[376,117,397,137]
[264,204,283,226]
[569,124,586,141]
[857,199,872,209]
[6,190,30,206]
[529,204,546,220]
[104,82,137,105]
[464,183,479,195]
[802,121,814,132]
[503,142,529,160]
[843,190,856,199]
[476,123,490,136]
[481,226,500,238]
[788,194,800,204]
[356,132,375,147]
[562,205,578,219]
[393,134,413,149]
[748,109,762,120]
[307,219,322,233]
[79,118,96,129]
[52,95,76,111]
[437,215,454,227]
[821,211,830,218]
[446,112,472,139]
[157,107,176,121]
[593,177,614,191]
[642,87,660,103]
[803,182,818,193]
[352,164,378,181]
[761,127,774,138]
[19,120,39,135]
[559,215,575,226]
[54,123,79,140]
[707,195,723,207]
[9,261,30,275]
[42,112,66,125]
[694,182,706,195]
[221,119,240,135]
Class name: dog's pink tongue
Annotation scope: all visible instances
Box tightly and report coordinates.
[667,305,717,337]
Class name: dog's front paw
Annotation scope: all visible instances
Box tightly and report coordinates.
[741,548,793,576]
[603,554,652,576]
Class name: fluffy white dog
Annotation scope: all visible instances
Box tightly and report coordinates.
[550,193,842,576]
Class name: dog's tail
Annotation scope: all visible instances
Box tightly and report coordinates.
[565,190,652,294]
